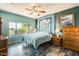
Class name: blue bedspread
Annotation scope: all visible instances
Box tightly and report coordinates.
[23,32,51,49]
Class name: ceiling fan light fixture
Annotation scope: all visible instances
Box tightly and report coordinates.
[25,4,46,16]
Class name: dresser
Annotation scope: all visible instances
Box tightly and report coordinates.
[0,39,7,56]
[51,36,62,47]
[0,17,7,56]
[63,26,79,52]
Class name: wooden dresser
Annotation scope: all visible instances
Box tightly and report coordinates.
[0,17,7,56]
[63,26,79,52]
[0,39,7,56]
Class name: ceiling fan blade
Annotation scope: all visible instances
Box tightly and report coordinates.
[29,12,33,14]
[25,8,32,11]
[39,11,46,13]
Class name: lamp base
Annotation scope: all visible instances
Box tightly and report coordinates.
[0,35,4,40]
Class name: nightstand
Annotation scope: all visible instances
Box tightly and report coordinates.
[51,36,62,47]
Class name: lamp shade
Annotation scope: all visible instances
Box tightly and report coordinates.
[55,29,60,33]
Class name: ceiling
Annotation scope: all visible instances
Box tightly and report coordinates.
[0,3,79,19]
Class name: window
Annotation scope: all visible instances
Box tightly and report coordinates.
[9,22,29,36]
[39,18,51,33]
[9,22,16,36]
[17,23,29,34]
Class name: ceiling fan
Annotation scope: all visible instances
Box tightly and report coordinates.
[25,4,46,16]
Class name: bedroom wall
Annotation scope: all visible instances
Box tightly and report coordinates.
[55,6,79,30]
[37,6,79,34]
[37,14,55,33]
[0,10,35,43]
[1,6,77,37]
[0,10,35,36]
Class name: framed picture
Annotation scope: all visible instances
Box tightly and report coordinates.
[59,14,75,27]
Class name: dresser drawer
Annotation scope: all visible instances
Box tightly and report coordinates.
[63,38,79,42]
[0,40,7,48]
[52,37,62,46]
[63,40,79,47]
[53,38,61,41]
[0,48,7,56]
[0,39,7,56]
[63,44,79,52]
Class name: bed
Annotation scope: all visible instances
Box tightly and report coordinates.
[23,32,51,49]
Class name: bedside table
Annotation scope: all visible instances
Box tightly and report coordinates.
[51,36,62,47]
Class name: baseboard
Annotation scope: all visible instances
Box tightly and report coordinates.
[8,41,20,45]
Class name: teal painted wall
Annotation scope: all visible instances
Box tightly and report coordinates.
[55,6,79,29]
[0,10,35,43]
[37,6,79,33]
[37,14,55,33]
[0,10,35,36]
